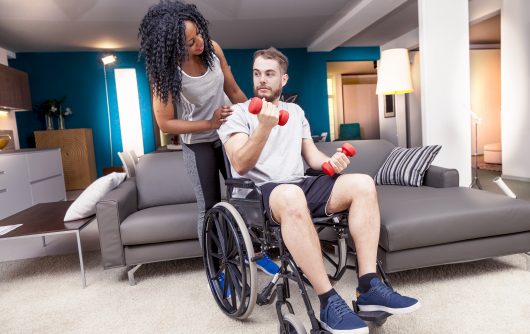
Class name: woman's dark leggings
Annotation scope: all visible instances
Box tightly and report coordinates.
[182,140,227,247]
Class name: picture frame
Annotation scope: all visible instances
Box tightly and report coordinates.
[384,95,395,118]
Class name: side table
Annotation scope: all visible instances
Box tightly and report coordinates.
[0,201,95,288]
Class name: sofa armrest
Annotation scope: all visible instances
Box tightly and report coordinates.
[423,165,459,188]
[96,177,138,269]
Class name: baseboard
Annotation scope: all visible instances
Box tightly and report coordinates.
[501,174,530,183]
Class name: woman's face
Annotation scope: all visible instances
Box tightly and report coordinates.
[184,20,204,56]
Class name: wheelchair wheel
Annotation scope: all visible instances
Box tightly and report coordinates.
[278,312,307,334]
[203,202,257,320]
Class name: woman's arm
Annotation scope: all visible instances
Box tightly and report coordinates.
[212,41,248,104]
[153,94,226,134]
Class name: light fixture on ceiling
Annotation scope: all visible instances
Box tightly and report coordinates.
[376,48,413,95]
[102,54,117,166]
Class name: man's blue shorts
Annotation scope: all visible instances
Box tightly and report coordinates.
[258,174,340,224]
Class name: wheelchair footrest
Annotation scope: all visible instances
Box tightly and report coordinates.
[356,310,390,323]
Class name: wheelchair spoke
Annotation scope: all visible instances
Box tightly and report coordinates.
[224,267,238,310]
[226,263,243,299]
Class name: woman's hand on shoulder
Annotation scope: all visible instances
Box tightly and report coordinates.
[209,105,233,129]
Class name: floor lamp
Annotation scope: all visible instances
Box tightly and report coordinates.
[376,48,414,146]
[469,111,482,189]
[102,55,117,167]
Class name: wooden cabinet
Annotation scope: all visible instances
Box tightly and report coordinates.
[0,149,66,220]
[34,129,97,190]
[0,63,31,110]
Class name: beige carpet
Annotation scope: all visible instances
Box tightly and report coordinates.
[1,252,529,334]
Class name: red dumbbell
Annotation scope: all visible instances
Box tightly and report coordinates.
[248,97,289,126]
[321,143,356,176]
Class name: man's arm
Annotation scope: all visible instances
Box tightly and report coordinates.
[223,101,279,175]
[302,139,350,173]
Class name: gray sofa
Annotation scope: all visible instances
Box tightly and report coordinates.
[96,151,203,284]
[96,140,530,284]
[315,139,530,273]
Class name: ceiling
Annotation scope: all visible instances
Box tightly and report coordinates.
[0,0,500,53]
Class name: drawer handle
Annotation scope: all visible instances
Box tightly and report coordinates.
[30,173,62,184]
[0,188,6,194]
[0,171,5,175]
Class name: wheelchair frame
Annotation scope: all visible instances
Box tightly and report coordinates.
[202,150,391,333]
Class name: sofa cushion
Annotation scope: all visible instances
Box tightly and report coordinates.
[120,203,198,245]
[314,139,395,176]
[375,145,441,187]
[136,151,197,209]
[64,172,126,221]
[377,185,530,252]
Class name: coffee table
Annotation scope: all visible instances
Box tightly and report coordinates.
[0,201,95,288]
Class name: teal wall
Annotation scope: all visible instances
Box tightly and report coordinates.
[11,52,155,176]
[10,47,379,176]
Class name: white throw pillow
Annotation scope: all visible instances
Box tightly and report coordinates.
[64,172,127,221]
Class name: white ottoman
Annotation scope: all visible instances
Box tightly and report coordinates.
[484,142,502,164]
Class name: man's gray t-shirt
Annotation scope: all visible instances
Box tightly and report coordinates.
[217,100,312,185]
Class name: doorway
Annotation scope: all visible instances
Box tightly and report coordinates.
[326,61,379,141]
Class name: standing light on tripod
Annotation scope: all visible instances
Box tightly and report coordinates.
[101,54,117,166]
[469,110,482,189]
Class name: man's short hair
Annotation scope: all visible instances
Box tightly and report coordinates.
[253,47,289,74]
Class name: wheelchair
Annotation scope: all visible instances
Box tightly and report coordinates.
[202,158,393,333]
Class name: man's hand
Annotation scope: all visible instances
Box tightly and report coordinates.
[257,99,279,129]
[209,105,233,129]
[328,147,351,174]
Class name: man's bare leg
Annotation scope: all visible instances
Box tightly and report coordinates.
[326,174,380,276]
[269,184,332,295]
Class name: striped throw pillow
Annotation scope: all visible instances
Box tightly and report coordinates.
[374,145,442,187]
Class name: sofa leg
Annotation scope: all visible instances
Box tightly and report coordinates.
[128,264,142,286]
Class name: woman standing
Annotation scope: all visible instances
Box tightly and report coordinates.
[138,0,246,244]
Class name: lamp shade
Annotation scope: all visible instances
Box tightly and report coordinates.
[101,55,116,65]
[376,48,413,95]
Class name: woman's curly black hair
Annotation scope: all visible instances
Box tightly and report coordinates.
[138,0,215,104]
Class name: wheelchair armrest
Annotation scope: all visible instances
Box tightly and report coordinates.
[305,168,325,176]
[225,177,257,189]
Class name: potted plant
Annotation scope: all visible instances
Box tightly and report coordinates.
[35,97,73,130]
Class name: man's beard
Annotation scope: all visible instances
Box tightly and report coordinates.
[254,85,282,102]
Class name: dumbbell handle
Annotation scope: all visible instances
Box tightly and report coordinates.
[248,97,289,126]
[321,143,356,176]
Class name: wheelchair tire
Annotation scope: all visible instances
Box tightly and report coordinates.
[203,202,257,320]
[278,313,307,334]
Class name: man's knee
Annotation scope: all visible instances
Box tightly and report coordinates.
[270,184,308,220]
[339,174,376,198]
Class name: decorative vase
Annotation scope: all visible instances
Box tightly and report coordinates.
[45,114,54,130]
[58,114,65,130]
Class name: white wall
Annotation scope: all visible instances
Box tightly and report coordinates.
[408,51,422,147]
[501,0,530,180]
[378,94,398,145]
[418,0,472,186]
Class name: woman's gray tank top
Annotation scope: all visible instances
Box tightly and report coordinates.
[176,55,229,144]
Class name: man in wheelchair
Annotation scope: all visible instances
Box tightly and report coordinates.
[217,47,420,333]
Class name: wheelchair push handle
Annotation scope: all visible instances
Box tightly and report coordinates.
[321,143,356,176]
[248,97,289,126]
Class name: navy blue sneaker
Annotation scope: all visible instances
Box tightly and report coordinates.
[320,294,368,334]
[356,278,420,314]
[218,272,231,299]
[255,255,280,276]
